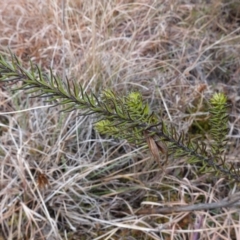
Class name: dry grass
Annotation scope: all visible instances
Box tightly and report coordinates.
[0,0,240,239]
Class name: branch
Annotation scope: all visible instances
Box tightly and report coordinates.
[135,193,240,214]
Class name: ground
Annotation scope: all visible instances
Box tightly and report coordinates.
[0,0,240,239]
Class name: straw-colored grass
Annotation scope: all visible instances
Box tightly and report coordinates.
[1,0,240,239]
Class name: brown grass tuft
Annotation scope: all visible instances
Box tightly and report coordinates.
[1,0,240,239]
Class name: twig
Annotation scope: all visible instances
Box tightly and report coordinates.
[135,193,240,214]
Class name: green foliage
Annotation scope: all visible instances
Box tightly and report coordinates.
[0,53,239,181]
[95,90,158,145]
[209,93,228,156]
[202,93,229,176]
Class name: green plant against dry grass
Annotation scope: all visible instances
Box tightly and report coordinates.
[0,53,238,183]
[1,0,240,239]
